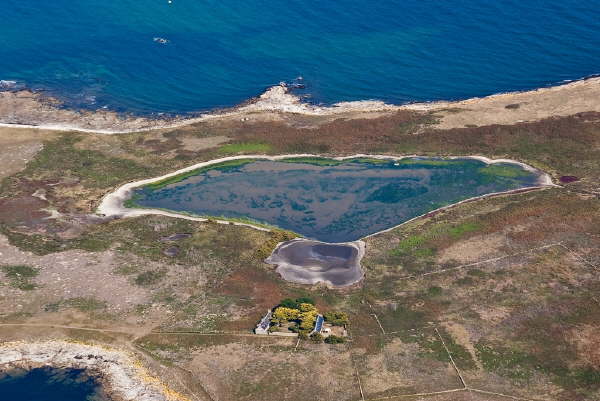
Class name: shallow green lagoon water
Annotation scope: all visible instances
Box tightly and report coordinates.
[131,157,543,242]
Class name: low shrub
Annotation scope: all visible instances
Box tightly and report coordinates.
[1,265,39,290]
[135,270,166,286]
[325,335,346,344]
[310,333,324,343]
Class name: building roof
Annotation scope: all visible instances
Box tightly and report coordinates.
[313,314,324,334]
[257,310,272,331]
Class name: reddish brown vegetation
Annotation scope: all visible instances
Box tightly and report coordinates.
[560,175,580,183]
[201,110,432,154]
[218,266,284,312]
[0,195,50,226]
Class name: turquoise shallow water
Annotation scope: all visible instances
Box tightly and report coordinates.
[131,158,543,242]
[1,1,599,114]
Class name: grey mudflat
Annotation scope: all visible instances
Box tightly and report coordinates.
[266,239,365,287]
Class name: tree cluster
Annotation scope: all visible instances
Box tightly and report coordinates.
[268,298,350,342]
[323,311,349,326]
[278,297,315,309]
[270,298,318,334]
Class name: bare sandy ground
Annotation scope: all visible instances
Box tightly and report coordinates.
[0,234,150,315]
[414,76,600,129]
[1,76,599,134]
[0,128,58,179]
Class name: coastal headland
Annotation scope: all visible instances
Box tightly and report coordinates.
[0,76,599,133]
[1,78,599,401]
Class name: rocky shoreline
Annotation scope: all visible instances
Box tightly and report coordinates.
[0,341,190,401]
[1,76,600,134]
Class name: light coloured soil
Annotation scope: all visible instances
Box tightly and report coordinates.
[571,324,600,369]
[442,322,482,370]
[186,341,358,401]
[179,135,230,152]
[360,338,461,395]
[437,233,507,264]
[0,128,57,179]
[0,234,150,315]
[417,77,600,129]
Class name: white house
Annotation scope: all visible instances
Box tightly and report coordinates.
[255,310,273,335]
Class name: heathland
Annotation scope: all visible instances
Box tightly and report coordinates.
[0,80,599,401]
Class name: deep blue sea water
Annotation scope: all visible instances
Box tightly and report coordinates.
[132,158,542,242]
[0,367,107,401]
[1,1,599,114]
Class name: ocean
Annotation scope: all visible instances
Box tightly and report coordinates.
[0,367,107,401]
[1,0,599,114]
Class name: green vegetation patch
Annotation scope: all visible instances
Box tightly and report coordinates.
[62,297,107,312]
[324,335,346,344]
[252,229,297,261]
[323,311,349,326]
[475,342,539,382]
[279,157,344,166]
[1,265,40,290]
[419,328,477,371]
[478,163,531,178]
[268,298,349,339]
[388,220,483,267]
[135,269,167,286]
[279,297,315,309]
[395,158,458,167]
[0,227,63,255]
[22,135,149,188]
[271,301,319,335]
[143,158,259,191]
[70,235,113,252]
[425,286,443,297]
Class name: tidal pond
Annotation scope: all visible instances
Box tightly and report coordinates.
[128,157,546,242]
[266,239,364,287]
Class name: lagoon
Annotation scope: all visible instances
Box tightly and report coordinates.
[128,157,545,243]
